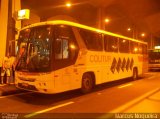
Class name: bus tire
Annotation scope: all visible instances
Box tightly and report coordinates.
[132,68,138,80]
[81,73,94,93]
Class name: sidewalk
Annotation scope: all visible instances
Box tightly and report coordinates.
[124,88,160,113]
[99,88,160,119]
[0,84,25,96]
[108,88,160,113]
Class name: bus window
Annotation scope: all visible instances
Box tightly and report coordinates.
[104,35,108,51]
[130,41,138,54]
[142,44,147,54]
[55,38,69,60]
[138,44,143,54]
[80,29,103,51]
[17,28,30,50]
[119,39,129,53]
[53,25,78,70]
[16,26,52,72]
[148,49,160,70]
[27,26,51,71]
[54,25,78,60]
[105,35,118,52]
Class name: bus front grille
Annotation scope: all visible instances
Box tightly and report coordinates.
[18,83,38,91]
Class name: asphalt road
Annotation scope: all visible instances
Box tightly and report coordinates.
[0,72,160,118]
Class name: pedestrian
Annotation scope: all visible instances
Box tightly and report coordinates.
[1,53,12,84]
[10,56,16,84]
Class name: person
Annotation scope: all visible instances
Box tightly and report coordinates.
[1,53,12,84]
[63,44,69,59]
[26,45,40,71]
[13,45,25,70]
[10,56,16,84]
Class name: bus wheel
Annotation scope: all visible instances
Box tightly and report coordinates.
[132,68,138,80]
[81,73,93,93]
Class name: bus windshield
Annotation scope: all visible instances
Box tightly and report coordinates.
[16,26,52,72]
[148,49,160,64]
[149,50,160,59]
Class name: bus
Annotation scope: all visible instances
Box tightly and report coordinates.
[148,47,160,70]
[14,20,148,94]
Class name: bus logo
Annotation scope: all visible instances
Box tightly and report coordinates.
[111,57,134,73]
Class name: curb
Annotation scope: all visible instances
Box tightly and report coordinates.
[0,84,25,96]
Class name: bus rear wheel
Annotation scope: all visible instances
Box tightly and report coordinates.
[133,68,138,80]
[81,73,94,93]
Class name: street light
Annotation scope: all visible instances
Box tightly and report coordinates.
[141,33,145,37]
[105,18,110,23]
[127,28,131,31]
[66,2,71,8]
[104,18,110,31]
[140,33,146,41]
[127,27,135,39]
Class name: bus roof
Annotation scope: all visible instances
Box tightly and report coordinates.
[21,20,147,45]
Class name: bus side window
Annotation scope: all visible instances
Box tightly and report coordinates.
[130,41,138,54]
[104,35,108,51]
[119,39,129,53]
[142,44,147,54]
[80,29,103,51]
[138,44,143,54]
[105,35,118,52]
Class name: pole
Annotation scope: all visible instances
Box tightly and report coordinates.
[97,7,105,30]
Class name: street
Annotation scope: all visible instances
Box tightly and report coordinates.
[0,72,160,118]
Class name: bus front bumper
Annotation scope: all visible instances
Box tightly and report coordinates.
[149,64,160,70]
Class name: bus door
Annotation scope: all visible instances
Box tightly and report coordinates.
[53,25,79,91]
